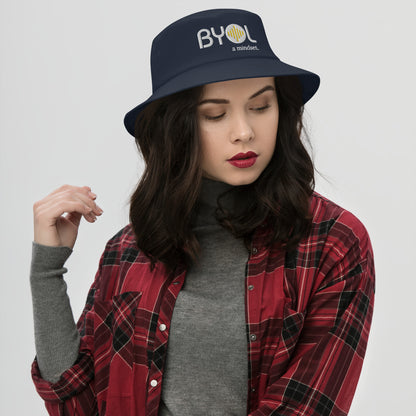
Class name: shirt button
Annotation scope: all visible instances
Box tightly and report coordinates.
[159,324,167,331]
[150,379,158,387]
[248,285,254,291]
[251,247,258,255]
[250,334,257,341]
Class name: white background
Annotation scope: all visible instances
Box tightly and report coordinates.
[1,1,415,414]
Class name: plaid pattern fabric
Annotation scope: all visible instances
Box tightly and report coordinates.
[31,191,375,416]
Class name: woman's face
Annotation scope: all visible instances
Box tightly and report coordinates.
[197,76,279,186]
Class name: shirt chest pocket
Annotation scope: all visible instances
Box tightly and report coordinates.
[281,303,305,358]
[92,291,142,407]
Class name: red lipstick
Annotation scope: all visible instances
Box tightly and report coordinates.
[227,151,258,168]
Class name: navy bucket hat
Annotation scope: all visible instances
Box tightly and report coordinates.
[124,8,320,137]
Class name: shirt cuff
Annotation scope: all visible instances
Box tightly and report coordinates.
[31,242,73,273]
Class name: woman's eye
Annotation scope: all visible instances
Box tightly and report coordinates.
[252,104,270,112]
[204,113,225,121]
[202,105,270,121]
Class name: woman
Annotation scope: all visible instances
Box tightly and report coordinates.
[30,8,375,416]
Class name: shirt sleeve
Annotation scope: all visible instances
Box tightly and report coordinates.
[249,212,375,416]
[31,247,106,416]
[30,242,81,383]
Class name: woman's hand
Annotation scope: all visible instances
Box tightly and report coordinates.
[33,184,104,249]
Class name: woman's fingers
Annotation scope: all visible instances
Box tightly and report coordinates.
[36,186,103,221]
[41,199,96,224]
[33,184,104,248]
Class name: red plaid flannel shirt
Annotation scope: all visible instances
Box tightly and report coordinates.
[32,191,375,415]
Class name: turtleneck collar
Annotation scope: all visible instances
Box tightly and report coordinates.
[198,177,233,207]
[191,177,231,227]
[191,177,250,228]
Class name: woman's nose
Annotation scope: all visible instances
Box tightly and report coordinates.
[230,112,254,143]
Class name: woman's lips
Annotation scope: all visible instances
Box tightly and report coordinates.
[228,151,258,161]
[228,156,258,168]
[227,151,258,168]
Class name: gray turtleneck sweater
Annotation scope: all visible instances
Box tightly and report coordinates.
[30,178,249,415]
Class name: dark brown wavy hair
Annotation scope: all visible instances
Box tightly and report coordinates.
[129,76,314,273]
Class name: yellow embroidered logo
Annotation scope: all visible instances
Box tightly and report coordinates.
[225,24,246,44]
[197,24,258,49]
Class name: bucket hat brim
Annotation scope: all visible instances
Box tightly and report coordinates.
[123,57,320,137]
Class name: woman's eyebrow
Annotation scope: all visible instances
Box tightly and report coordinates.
[198,85,275,105]
[249,85,275,100]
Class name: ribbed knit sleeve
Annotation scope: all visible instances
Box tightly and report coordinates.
[30,242,80,383]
